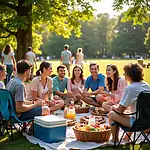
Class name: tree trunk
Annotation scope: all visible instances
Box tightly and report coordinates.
[16,1,32,61]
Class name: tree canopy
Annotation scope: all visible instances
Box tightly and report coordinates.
[0,0,101,60]
[0,0,150,60]
[113,0,150,24]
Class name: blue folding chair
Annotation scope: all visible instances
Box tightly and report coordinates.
[112,91,150,150]
[0,89,33,139]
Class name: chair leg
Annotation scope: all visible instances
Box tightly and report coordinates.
[10,124,14,140]
[114,125,118,147]
[138,131,150,150]
[132,131,136,150]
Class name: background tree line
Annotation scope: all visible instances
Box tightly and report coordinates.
[42,12,150,58]
[0,0,150,60]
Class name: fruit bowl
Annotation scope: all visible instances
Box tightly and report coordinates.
[73,124,111,142]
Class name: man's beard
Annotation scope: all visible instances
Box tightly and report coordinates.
[59,74,65,78]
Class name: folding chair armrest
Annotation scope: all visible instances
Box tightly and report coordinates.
[112,109,136,116]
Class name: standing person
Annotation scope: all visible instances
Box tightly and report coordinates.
[67,65,86,104]
[1,44,16,85]
[26,47,37,79]
[101,64,127,112]
[108,63,150,144]
[81,63,105,107]
[60,44,72,77]
[0,64,6,89]
[7,60,50,121]
[75,48,84,68]
[26,61,64,113]
[53,65,68,100]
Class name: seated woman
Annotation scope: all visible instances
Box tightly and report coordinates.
[67,65,85,105]
[101,64,127,112]
[108,62,150,144]
[26,61,64,113]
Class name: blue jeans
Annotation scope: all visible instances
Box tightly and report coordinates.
[19,107,42,121]
[5,65,13,85]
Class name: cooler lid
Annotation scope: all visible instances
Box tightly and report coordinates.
[34,115,67,126]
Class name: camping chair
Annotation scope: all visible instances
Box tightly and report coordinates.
[0,89,33,139]
[112,91,150,150]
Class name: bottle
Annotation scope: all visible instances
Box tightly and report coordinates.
[67,100,76,120]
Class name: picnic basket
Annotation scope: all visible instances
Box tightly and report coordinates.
[73,127,111,142]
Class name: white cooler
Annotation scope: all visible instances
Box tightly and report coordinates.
[34,115,67,143]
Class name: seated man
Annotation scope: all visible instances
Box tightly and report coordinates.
[81,63,105,107]
[53,65,69,103]
[7,60,50,121]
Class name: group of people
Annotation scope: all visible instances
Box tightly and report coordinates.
[0,43,150,143]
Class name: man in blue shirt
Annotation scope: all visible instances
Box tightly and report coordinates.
[53,65,68,99]
[82,63,105,106]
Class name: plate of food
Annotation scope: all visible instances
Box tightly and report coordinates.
[67,119,76,126]
[75,104,90,114]
[80,115,106,124]
[91,107,108,116]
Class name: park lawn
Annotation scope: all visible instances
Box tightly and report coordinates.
[36,59,150,84]
[1,59,150,150]
[0,131,150,150]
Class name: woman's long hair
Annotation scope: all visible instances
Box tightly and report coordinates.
[3,44,12,55]
[106,64,120,92]
[36,61,51,76]
[71,65,84,84]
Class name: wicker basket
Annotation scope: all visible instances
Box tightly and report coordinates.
[75,106,90,114]
[73,128,111,143]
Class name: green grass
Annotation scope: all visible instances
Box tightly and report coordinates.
[1,59,150,150]
[0,131,150,150]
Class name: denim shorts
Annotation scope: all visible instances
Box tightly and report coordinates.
[130,116,135,127]
[19,107,42,121]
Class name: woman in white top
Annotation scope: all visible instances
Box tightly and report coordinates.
[0,64,6,89]
[1,44,16,85]
[75,48,84,68]
[26,61,64,113]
